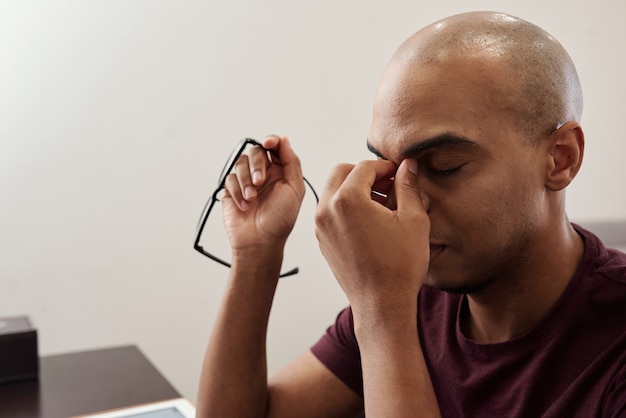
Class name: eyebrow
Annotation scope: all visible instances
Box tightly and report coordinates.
[367,133,479,161]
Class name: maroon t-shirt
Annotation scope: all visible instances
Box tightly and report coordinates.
[311,225,626,417]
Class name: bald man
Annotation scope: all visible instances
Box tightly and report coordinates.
[196,12,626,417]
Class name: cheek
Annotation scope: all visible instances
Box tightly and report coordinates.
[426,150,545,227]
[431,173,537,237]
[458,190,542,281]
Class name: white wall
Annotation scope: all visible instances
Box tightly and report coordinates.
[1,0,624,402]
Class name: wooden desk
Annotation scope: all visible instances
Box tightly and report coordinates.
[0,345,180,418]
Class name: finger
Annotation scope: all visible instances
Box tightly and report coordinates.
[371,177,395,206]
[315,164,354,240]
[224,172,249,211]
[342,160,397,200]
[233,154,257,202]
[394,159,427,215]
[262,134,281,151]
[261,134,282,166]
[318,163,354,208]
[262,136,303,186]
[372,177,394,196]
[247,144,270,186]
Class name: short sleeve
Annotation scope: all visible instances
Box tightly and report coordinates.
[310,306,364,396]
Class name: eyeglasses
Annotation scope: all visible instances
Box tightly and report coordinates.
[194,138,319,278]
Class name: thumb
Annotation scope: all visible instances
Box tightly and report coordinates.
[394,159,427,214]
[275,136,304,185]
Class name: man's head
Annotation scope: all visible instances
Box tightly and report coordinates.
[389,12,582,140]
[367,11,585,293]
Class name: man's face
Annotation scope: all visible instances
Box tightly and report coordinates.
[367,56,550,294]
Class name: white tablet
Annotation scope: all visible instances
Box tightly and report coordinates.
[73,398,196,418]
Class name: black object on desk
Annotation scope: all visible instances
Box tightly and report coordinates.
[0,345,180,418]
[0,316,39,384]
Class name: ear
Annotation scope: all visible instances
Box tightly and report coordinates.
[544,121,585,191]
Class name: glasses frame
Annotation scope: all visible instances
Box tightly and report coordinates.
[194,138,319,278]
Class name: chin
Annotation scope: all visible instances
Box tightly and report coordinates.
[425,273,494,295]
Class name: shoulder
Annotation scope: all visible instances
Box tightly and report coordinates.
[574,223,626,286]
[598,248,626,285]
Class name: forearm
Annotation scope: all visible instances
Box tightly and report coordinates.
[196,247,284,418]
[354,305,441,418]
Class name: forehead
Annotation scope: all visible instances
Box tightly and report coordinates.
[368,57,518,161]
[367,132,481,165]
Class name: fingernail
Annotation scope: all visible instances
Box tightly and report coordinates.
[240,199,249,210]
[407,159,418,174]
[244,186,256,199]
[252,170,262,185]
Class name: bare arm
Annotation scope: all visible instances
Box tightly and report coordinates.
[196,135,301,417]
[196,245,282,417]
[196,136,363,418]
[197,254,365,418]
[315,159,441,417]
[268,351,364,417]
[356,310,439,417]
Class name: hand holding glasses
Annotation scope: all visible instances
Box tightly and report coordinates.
[194,138,318,278]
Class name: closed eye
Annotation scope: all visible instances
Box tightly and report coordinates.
[427,164,465,177]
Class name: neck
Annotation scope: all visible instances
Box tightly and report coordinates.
[463,220,584,344]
